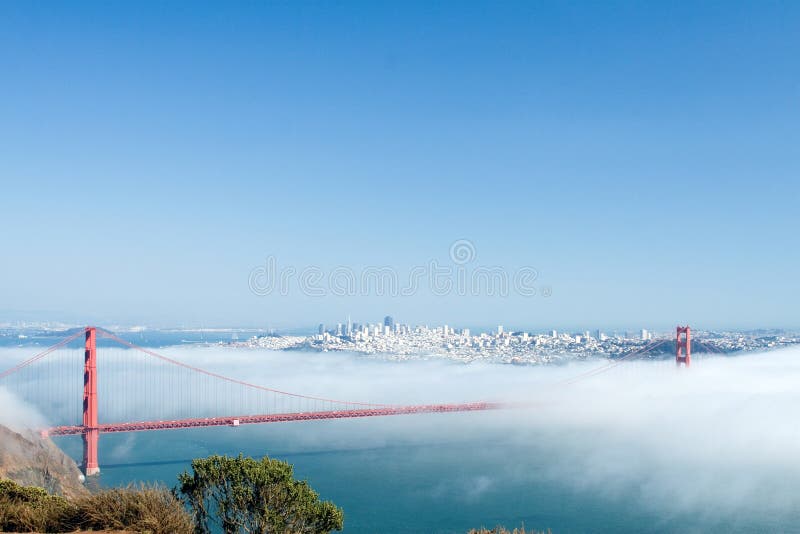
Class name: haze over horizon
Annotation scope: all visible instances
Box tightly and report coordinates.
[2,1,798,329]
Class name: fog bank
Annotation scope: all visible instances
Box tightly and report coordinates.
[2,344,800,522]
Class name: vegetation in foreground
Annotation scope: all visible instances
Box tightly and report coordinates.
[179,454,344,534]
[0,478,191,533]
[0,453,344,534]
[1,449,544,534]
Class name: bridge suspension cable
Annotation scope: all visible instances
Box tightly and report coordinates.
[0,327,501,476]
[0,324,718,476]
[556,337,671,386]
[95,328,391,409]
[0,329,85,380]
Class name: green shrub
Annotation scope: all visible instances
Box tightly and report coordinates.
[178,454,344,534]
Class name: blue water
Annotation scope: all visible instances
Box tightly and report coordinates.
[0,328,267,348]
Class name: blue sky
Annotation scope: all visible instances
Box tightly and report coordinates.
[1,1,798,331]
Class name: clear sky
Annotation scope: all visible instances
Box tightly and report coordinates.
[1,1,798,331]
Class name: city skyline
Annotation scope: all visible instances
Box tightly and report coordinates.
[241,317,798,365]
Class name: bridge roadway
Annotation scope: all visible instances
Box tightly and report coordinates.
[43,402,504,436]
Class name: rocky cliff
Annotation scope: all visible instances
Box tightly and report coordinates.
[0,425,87,499]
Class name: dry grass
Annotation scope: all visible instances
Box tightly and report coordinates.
[72,483,193,534]
[0,479,192,533]
[0,478,75,533]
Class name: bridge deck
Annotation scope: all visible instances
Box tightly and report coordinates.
[45,402,503,436]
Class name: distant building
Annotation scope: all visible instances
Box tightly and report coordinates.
[384,316,394,329]
[551,330,558,338]
[318,323,325,335]
[336,323,343,336]
[641,329,650,341]
[497,325,504,335]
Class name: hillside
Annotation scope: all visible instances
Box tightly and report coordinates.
[0,425,87,500]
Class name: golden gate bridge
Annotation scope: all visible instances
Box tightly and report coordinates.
[0,325,705,476]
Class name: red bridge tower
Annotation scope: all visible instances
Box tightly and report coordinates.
[83,327,99,475]
[676,325,691,367]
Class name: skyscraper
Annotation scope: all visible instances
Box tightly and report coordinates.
[384,315,394,329]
